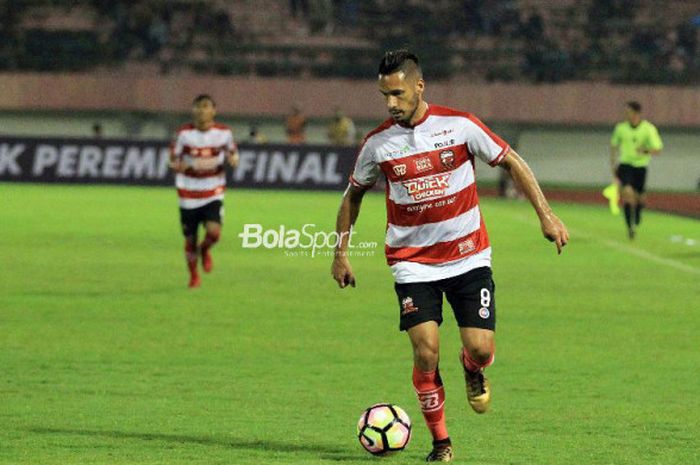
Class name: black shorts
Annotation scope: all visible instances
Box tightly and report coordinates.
[394,267,496,332]
[179,200,223,237]
[617,164,647,193]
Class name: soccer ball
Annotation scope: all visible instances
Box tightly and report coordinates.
[356,404,412,455]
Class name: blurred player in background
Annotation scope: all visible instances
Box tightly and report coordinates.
[170,94,239,288]
[610,101,663,239]
[286,104,307,144]
[327,107,357,146]
[331,50,568,462]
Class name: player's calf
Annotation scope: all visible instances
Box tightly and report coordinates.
[413,366,451,455]
[199,230,220,273]
[184,240,200,288]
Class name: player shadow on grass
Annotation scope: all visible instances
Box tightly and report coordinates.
[28,427,375,461]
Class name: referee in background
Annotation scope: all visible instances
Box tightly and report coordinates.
[610,101,663,239]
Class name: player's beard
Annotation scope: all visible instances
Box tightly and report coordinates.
[403,96,421,124]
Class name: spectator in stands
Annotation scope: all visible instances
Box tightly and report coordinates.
[309,0,334,35]
[290,0,309,19]
[286,105,307,144]
[92,123,103,139]
[327,108,357,146]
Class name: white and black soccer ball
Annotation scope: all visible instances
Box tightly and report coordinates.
[356,403,412,455]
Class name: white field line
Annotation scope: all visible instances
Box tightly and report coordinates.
[510,214,700,276]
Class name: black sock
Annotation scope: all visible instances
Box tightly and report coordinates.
[624,204,633,229]
[433,437,451,447]
[635,203,643,225]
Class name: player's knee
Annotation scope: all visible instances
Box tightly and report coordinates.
[413,343,439,370]
[466,345,493,365]
[621,187,636,204]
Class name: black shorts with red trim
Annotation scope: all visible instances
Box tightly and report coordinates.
[179,200,223,237]
[394,266,496,332]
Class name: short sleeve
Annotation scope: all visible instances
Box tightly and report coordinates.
[464,115,510,166]
[611,124,621,146]
[647,124,663,150]
[349,141,379,187]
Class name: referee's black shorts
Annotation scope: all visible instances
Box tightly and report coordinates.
[617,164,647,194]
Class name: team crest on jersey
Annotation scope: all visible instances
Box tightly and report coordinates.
[458,238,476,255]
[401,297,419,316]
[402,173,450,201]
[414,157,433,173]
[440,150,455,170]
[393,164,407,177]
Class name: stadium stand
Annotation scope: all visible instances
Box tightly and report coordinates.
[1,0,699,83]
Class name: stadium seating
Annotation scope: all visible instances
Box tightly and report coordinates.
[1,0,699,84]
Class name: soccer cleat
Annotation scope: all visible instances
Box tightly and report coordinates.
[188,274,201,288]
[628,227,636,240]
[201,249,213,273]
[464,368,491,414]
[425,443,453,462]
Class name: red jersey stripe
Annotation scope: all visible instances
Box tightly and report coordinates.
[177,186,225,199]
[183,167,225,178]
[182,145,228,157]
[386,183,478,227]
[385,222,490,265]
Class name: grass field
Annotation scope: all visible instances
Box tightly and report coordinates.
[1,184,698,465]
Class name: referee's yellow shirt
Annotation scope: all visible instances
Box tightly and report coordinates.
[611,120,663,168]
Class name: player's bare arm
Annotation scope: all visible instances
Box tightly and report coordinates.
[331,184,368,288]
[227,148,240,168]
[636,147,661,156]
[169,150,186,173]
[499,149,569,254]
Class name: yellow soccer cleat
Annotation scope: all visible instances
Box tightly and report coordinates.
[602,183,620,216]
[426,444,453,462]
[464,368,491,414]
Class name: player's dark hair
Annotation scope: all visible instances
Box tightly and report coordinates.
[378,49,422,78]
[193,94,215,106]
[626,101,642,113]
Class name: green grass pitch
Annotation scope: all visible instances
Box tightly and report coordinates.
[1,184,698,465]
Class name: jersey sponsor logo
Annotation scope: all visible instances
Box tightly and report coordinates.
[414,157,433,173]
[434,138,455,149]
[393,163,407,177]
[458,238,476,255]
[439,150,455,170]
[401,296,419,316]
[479,307,490,319]
[385,144,411,158]
[430,128,454,138]
[402,173,450,201]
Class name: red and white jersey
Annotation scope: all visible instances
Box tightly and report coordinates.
[171,123,236,209]
[350,104,509,284]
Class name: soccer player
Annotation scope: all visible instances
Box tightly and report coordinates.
[610,101,663,239]
[170,94,239,288]
[331,50,568,462]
